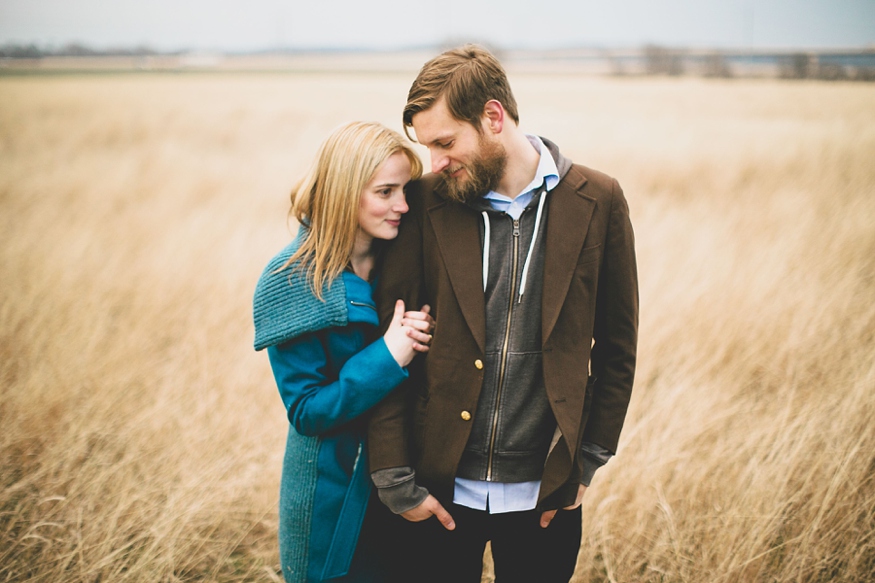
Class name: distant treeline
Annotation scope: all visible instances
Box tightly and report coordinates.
[0,43,175,58]
[3,42,875,81]
[636,45,875,81]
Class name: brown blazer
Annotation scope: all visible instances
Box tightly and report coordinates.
[369,163,638,510]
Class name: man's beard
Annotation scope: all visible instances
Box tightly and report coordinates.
[442,134,507,204]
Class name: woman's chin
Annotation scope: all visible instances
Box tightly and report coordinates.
[378,227,400,240]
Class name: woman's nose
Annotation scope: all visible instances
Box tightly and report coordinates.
[394,194,409,214]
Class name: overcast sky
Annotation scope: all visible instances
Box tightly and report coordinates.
[1,0,873,52]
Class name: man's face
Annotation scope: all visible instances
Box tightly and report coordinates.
[411,97,507,203]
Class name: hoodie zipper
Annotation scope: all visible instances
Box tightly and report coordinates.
[486,216,520,481]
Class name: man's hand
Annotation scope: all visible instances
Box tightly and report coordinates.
[540,484,587,528]
[400,494,456,530]
[402,304,435,353]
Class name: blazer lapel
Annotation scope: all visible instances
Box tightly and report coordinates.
[427,200,487,353]
[542,167,595,343]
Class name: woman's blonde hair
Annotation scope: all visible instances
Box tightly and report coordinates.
[281,121,422,298]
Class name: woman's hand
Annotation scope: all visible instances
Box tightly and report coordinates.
[384,300,433,367]
[402,304,434,353]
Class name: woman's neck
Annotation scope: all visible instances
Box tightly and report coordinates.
[350,230,375,281]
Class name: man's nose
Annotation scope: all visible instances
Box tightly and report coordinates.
[430,152,449,174]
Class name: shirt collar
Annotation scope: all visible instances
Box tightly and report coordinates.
[484,135,559,205]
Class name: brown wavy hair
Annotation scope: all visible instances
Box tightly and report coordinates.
[403,44,519,141]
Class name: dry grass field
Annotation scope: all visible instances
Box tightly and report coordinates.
[1,69,874,582]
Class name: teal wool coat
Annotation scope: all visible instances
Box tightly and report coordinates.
[254,230,408,582]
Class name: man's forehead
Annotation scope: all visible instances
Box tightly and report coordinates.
[412,100,469,144]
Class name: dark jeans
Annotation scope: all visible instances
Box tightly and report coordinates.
[344,491,397,582]
[373,501,582,583]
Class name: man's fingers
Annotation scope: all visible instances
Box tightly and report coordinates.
[401,317,432,331]
[406,328,432,344]
[563,484,586,510]
[431,501,455,531]
[403,305,434,329]
[540,509,557,528]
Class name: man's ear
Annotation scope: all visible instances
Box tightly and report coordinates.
[481,100,505,134]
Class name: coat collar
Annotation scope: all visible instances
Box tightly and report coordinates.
[427,195,488,352]
[542,165,595,343]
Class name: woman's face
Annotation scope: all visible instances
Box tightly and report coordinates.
[358,151,411,241]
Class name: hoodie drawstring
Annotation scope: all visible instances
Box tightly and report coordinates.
[481,192,547,301]
[518,192,547,303]
[481,211,490,293]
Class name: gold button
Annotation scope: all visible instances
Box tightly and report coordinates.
[474,359,483,370]
[460,411,472,421]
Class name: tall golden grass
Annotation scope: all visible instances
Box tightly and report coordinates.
[1,71,873,582]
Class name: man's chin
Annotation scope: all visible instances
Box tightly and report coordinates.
[443,177,480,204]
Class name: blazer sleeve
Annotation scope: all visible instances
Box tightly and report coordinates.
[367,188,427,471]
[268,333,408,437]
[584,178,639,452]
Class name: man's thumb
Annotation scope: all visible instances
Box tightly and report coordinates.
[540,509,557,528]
[434,504,456,531]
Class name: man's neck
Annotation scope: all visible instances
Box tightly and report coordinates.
[495,130,541,200]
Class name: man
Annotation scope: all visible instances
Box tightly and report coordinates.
[369,45,638,582]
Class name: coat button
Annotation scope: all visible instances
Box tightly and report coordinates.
[460,411,472,421]
[474,359,483,370]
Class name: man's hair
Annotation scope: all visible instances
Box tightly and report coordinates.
[403,44,519,141]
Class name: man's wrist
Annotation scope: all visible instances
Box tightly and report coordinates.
[371,466,430,514]
[580,442,613,486]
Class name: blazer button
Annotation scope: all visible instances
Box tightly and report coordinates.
[460,411,472,421]
[474,359,483,370]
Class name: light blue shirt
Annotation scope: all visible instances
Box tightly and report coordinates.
[453,135,559,514]
[482,135,560,220]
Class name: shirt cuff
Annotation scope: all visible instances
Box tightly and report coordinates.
[580,442,613,487]
[371,466,430,514]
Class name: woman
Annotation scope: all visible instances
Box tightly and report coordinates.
[252,122,430,582]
